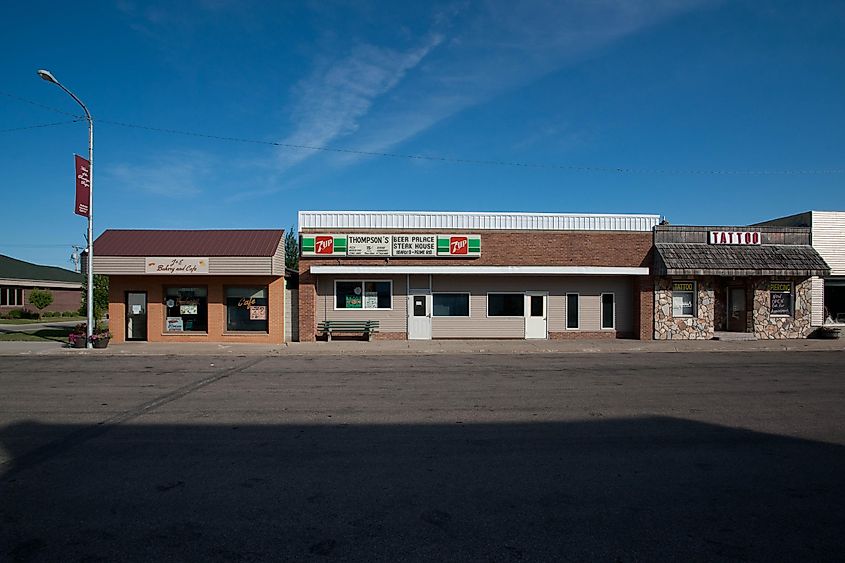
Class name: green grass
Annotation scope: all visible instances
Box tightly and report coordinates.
[0,317,85,325]
[0,328,73,342]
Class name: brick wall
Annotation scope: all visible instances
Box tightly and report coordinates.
[108,275,285,344]
[0,287,81,314]
[299,229,653,341]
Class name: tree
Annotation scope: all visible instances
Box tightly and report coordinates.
[81,274,110,330]
[27,288,54,318]
[285,225,299,271]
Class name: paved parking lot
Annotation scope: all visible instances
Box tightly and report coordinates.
[1,351,844,561]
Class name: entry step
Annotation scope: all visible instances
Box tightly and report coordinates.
[713,331,757,341]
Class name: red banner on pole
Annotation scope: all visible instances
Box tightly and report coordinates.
[74,154,90,217]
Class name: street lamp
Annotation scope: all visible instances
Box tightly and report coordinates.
[38,69,95,349]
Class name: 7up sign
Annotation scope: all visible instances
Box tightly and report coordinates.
[301,235,347,256]
[437,235,480,256]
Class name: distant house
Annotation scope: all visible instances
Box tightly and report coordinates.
[0,254,83,314]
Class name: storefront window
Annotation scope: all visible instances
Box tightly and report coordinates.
[335,281,391,309]
[566,293,579,329]
[672,281,696,317]
[769,282,793,316]
[165,287,208,332]
[825,281,845,324]
[226,287,269,332]
[488,293,523,317]
[433,293,469,317]
[601,293,615,329]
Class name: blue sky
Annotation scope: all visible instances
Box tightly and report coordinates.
[1,0,844,268]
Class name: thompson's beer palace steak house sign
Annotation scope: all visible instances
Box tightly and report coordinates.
[301,234,481,257]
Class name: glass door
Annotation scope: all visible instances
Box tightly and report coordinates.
[126,292,147,341]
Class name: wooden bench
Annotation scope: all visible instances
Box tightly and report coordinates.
[318,320,379,341]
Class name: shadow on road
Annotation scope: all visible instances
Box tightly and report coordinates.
[1,417,842,561]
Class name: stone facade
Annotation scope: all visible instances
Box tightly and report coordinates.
[654,277,715,339]
[752,277,813,339]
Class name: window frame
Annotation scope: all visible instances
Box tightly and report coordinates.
[432,292,471,318]
[333,279,394,311]
[769,281,794,318]
[566,293,580,330]
[601,292,615,330]
[224,285,270,333]
[163,285,209,333]
[671,281,697,319]
[486,292,526,318]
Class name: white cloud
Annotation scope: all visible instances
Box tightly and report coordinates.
[105,151,213,197]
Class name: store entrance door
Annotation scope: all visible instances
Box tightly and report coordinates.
[727,287,747,332]
[408,291,432,340]
[525,292,548,339]
[126,291,148,341]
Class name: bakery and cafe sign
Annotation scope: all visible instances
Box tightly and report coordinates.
[145,257,209,274]
[301,234,481,257]
[709,231,762,245]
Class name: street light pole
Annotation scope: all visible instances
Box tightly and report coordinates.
[38,69,95,349]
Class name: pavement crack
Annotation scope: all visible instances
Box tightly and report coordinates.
[1,356,266,479]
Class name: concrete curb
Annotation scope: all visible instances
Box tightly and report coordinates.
[1,339,843,357]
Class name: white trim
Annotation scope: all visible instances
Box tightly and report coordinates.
[566,293,580,330]
[299,210,660,232]
[601,292,615,330]
[333,279,394,311]
[310,266,649,275]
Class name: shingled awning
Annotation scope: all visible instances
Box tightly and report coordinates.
[654,243,830,277]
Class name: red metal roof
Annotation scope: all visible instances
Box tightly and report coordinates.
[93,230,285,257]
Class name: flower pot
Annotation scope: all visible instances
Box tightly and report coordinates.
[71,338,86,348]
[92,338,110,349]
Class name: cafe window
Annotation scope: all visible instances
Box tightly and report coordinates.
[165,287,208,332]
[566,293,579,329]
[601,293,615,329]
[769,282,793,316]
[488,293,524,317]
[1,286,23,307]
[335,281,391,310]
[226,287,269,332]
[433,293,469,317]
[672,281,696,317]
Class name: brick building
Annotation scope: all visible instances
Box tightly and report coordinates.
[298,211,659,341]
[92,230,287,344]
[0,254,82,315]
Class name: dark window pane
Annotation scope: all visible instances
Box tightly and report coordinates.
[165,287,208,332]
[365,281,391,309]
[602,294,614,329]
[567,294,579,328]
[530,295,543,317]
[225,287,268,332]
[433,294,469,317]
[336,282,362,309]
[488,294,524,316]
[413,295,427,316]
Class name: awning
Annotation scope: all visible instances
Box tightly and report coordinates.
[654,243,830,277]
[309,266,650,275]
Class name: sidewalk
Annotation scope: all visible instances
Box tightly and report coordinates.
[1,338,843,356]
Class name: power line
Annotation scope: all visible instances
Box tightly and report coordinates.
[3,88,843,176]
[0,119,83,133]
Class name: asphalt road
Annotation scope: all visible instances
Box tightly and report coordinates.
[1,351,843,562]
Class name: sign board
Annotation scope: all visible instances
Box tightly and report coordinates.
[249,305,267,320]
[672,282,694,292]
[145,257,209,274]
[302,234,481,257]
[74,154,91,217]
[770,282,792,315]
[180,304,198,315]
[709,231,762,245]
[166,317,184,332]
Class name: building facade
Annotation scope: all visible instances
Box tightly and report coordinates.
[0,254,82,315]
[652,225,829,339]
[756,211,845,327]
[297,211,660,341]
[92,230,287,344]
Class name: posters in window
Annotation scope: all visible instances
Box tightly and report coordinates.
[363,291,379,309]
[345,295,362,308]
[166,317,184,332]
[249,306,267,320]
[180,304,198,315]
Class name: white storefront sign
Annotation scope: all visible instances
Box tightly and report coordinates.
[347,235,392,256]
[145,257,209,274]
[709,231,761,245]
[391,235,437,256]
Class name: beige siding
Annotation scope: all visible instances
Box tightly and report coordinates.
[272,243,286,276]
[408,274,430,290]
[92,256,146,274]
[812,211,845,276]
[811,276,824,326]
[430,275,635,337]
[316,275,407,333]
[209,257,273,275]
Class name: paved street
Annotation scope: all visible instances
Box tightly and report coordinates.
[1,351,844,561]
